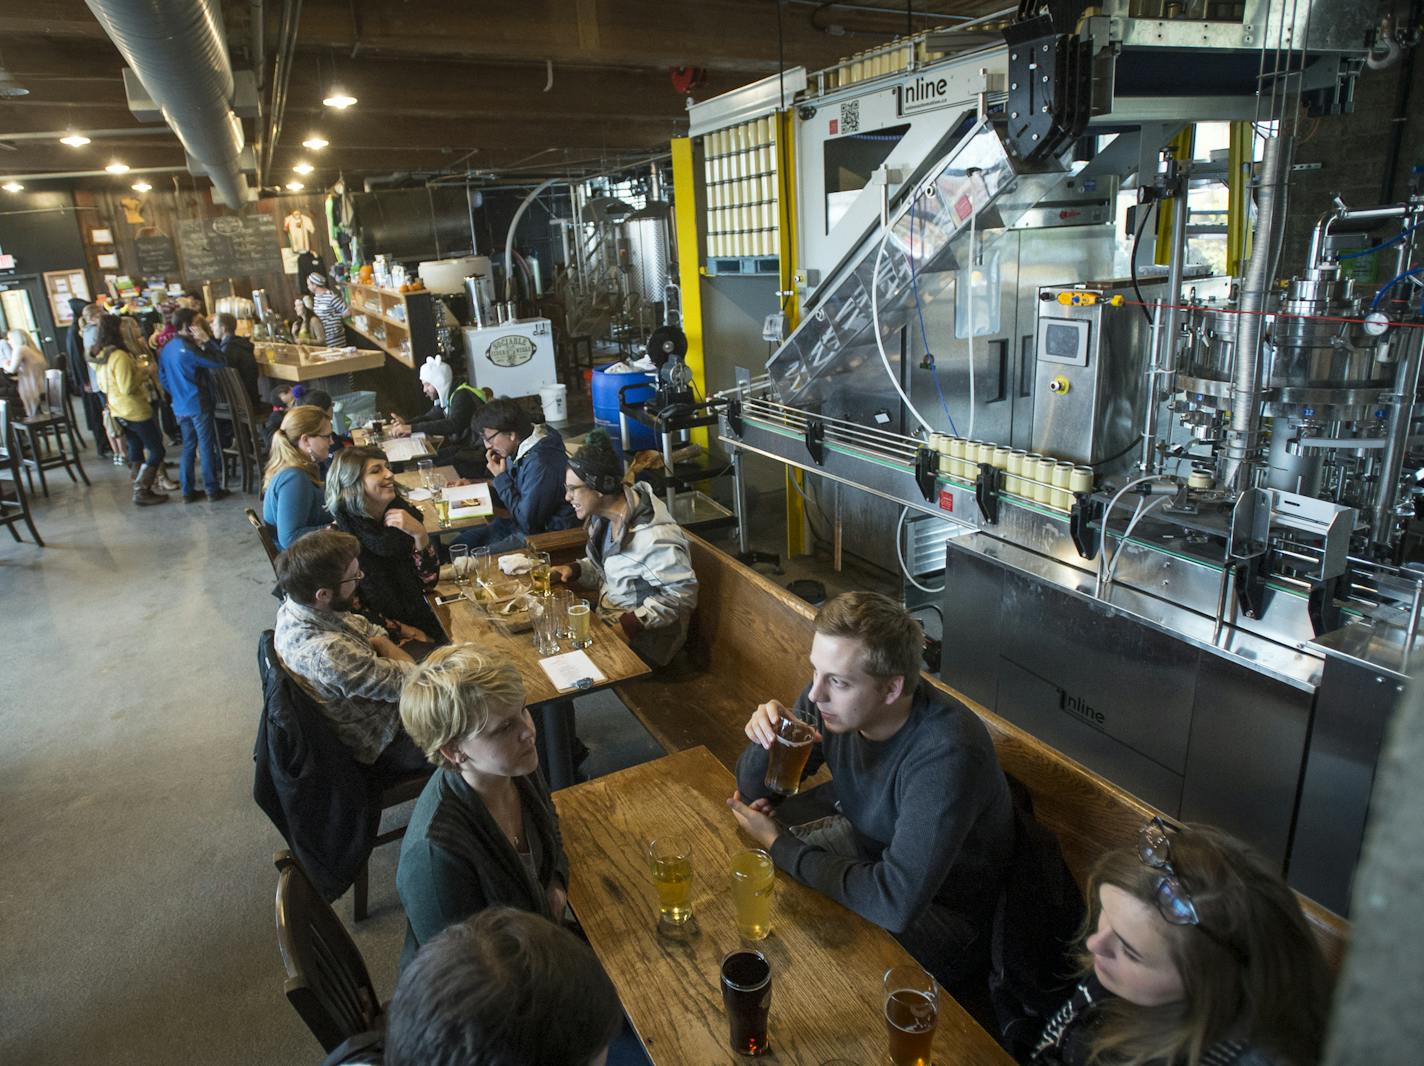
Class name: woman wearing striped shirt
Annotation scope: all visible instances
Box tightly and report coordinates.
[307,272,348,347]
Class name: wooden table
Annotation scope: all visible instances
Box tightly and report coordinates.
[555,746,1014,1065]
[255,342,385,382]
[434,579,650,788]
[393,466,489,535]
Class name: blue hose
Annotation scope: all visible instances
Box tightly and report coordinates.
[1370,267,1424,312]
[1336,221,1422,261]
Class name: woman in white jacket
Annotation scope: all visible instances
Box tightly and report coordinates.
[552,432,698,668]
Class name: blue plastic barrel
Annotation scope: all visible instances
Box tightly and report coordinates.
[591,366,658,451]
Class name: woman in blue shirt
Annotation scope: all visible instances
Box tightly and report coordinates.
[262,405,334,549]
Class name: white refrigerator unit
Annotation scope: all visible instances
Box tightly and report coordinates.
[461,318,558,397]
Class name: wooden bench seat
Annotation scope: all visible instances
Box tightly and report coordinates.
[612,532,1350,973]
[525,526,588,565]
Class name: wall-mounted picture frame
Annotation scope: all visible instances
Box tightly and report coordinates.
[96,252,120,270]
[89,227,114,245]
[43,269,91,326]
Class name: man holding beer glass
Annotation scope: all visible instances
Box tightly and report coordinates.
[726,592,1015,1012]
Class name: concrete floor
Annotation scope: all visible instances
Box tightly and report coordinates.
[0,419,910,1064]
[0,456,665,1065]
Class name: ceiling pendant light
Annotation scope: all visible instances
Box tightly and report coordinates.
[60,133,91,147]
[293,161,314,175]
[286,180,305,191]
[302,135,328,150]
[323,90,357,109]
[105,161,130,174]
[2,181,24,192]
[131,180,152,192]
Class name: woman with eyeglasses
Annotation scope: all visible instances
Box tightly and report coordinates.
[262,405,335,550]
[325,445,445,649]
[1029,820,1332,1066]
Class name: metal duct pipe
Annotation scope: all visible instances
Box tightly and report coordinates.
[504,177,558,302]
[84,0,248,208]
[1223,136,1287,491]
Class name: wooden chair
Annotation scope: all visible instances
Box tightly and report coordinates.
[273,849,383,1052]
[246,507,281,573]
[353,770,432,922]
[613,532,1352,972]
[10,370,90,498]
[215,368,266,493]
[0,400,44,546]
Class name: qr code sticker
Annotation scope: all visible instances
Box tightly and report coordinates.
[840,99,860,133]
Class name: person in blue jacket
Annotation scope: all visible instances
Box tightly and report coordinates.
[262,404,334,549]
[157,307,229,502]
[454,397,578,553]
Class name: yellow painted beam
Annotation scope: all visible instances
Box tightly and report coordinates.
[670,136,708,451]
[1154,126,1196,266]
[1226,121,1253,279]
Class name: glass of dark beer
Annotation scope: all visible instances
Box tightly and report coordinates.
[763,714,817,796]
[884,964,938,1066]
[720,949,772,1056]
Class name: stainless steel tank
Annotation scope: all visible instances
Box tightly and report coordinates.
[621,205,670,303]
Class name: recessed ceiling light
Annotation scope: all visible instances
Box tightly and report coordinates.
[60,133,91,147]
[286,180,305,191]
[302,135,328,150]
[131,181,152,192]
[292,162,314,175]
[2,181,23,192]
[105,161,130,174]
[322,91,357,109]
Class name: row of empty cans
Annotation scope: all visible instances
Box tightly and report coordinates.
[822,38,959,90]
[927,435,1093,512]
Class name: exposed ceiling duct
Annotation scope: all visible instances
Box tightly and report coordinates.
[84,0,252,208]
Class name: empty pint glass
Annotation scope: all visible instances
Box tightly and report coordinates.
[884,964,939,1066]
[720,949,772,1056]
[763,715,816,796]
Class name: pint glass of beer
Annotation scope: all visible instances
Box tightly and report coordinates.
[567,600,593,648]
[730,849,774,940]
[884,964,939,1066]
[646,835,694,932]
[529,551,552,595]
[720,949,772,1056]
[763,714,816,796]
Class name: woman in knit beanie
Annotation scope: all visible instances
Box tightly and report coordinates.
[552,431,698,668]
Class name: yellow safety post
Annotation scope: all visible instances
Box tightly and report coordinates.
[1154,126,1196,266]
[1226,121,1253,279]
[776,108,809,557]
[670,137,708,451]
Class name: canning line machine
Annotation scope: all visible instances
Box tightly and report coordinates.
[692,0,1414,913]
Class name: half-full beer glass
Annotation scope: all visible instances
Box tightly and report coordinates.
[884,964,938,1066]
[763,715,816,796]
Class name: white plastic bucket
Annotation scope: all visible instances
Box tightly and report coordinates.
[539,382,568,422]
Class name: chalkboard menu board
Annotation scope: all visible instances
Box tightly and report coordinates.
[134,234,179,275]
[177,215,283,280]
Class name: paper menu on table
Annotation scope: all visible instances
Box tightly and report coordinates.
[444,481,494,517]
[538,650,606,691]
[380,434,431,462]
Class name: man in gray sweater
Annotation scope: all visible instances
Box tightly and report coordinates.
[729,591,1014,1004]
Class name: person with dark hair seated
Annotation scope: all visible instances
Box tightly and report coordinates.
[325,446,444,646]
[386,355,488,478]
[453,397,578,552]
[1029,821,1333,1066]
[551,431,698,668]
[395,646,566,966]
[213,311,261,410]
[384,908,623,1066]
[272,529,429,779]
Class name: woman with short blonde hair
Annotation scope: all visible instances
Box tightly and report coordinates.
[261,404,333,549]
[395,644,569,968]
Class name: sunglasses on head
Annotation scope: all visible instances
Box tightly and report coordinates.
[1137,817,1246,959]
